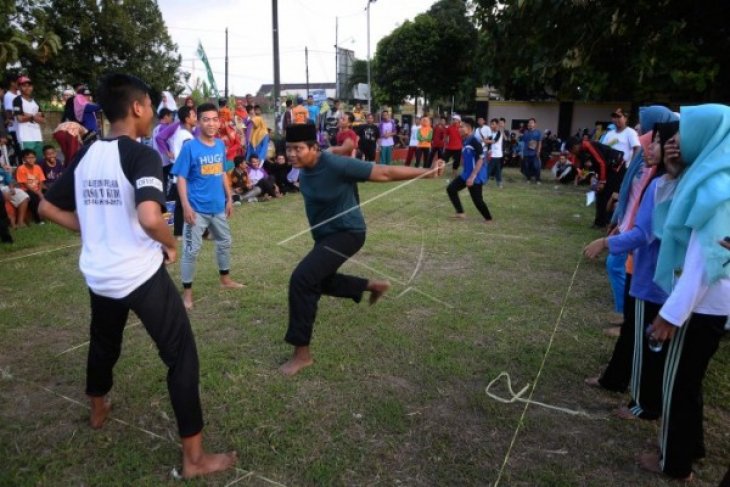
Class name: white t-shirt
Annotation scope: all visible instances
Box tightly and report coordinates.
[3,90,19,133]
[475,125,492,144]
[43,137,167,299]
[490,129,504,158]
[659,231,730,326]
[602,127,640,167]
[409,125,419,147]
[170,127,193,162]
[12,96,43,143]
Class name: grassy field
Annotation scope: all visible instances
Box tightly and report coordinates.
[1,167,728,486]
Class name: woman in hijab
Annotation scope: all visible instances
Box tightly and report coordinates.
[586,106,679,392]
[584,122,680,423]
[247,116,270,162]
[74,87,102,137]
[638,104,730,481]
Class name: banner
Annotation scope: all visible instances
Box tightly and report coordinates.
[196,40,219,97]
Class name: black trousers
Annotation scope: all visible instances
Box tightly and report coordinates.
[427,147,443,169]
[446,177,493,221]
[599,273,633,392]
[660,313,727,478]
[0,191,12,243]
[361,144,376,163]
[286,231,369,346]
[627,299,665,420]
[26,190,42,223]
[168,182,184,237]
[256,177,277,197]
[87,265,204,438]
[443,149,461,171]
[414,148,429,168]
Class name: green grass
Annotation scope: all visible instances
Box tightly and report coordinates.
[1,167,728,486]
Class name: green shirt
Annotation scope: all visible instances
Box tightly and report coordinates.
[300,151,374,241]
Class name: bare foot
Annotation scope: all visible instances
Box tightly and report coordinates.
[182,289,193,310]
[367,279,391,305]
[584,376,601,388]
[483,219,494,224]
[181,432,237,479]
[220,276,245,289]
[279,346,314,376]
[615,406,638,420]
[637,450,693,481]
[182,452,237,479]
[89,395,112,429]
[607,312,624,326]
[603,326,621,338]
[450,213,466,220]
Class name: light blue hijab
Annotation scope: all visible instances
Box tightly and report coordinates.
[653,104,730,293]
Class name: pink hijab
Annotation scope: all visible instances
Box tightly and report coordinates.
[74,94,90,122]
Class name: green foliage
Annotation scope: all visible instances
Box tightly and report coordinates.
[4,0,183,99]
[472,0,730,102]
[373,0,477,109]
[0,2,61,68]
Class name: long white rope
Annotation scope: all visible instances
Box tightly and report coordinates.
[491,254,585,487]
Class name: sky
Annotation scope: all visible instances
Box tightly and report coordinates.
[156,0,437,96]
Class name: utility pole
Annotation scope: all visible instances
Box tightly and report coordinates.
[366,1,375,113]
[272,0,281,134]
[224,27,229,98]
[305,46,310,96]
[334,17,338,100]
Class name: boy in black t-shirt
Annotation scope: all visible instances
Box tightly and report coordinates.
[357,113,380,162]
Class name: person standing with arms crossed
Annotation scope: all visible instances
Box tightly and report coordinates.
[39,73,236,478]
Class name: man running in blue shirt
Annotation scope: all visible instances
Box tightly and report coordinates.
[445,117,493,222]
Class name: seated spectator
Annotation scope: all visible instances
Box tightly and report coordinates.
[229,155,261,203]
[0,160,30,228]
[0,190,12,243]
[264,153,298,194]
[551,152,575,184]
[40,145,64,189]
[286,166,300,191]
[247,154,278,199]
[574,159,596,187]
[14,149,45,222]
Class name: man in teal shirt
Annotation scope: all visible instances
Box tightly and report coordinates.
[281,123,443,376]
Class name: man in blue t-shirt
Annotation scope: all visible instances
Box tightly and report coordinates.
[280,123,444,376]
[306,95,320,126]
[445,117,493,222]
[172,102,244,310]
[521,118,543,183]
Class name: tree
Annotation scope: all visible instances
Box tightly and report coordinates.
[472,0,730,102]
[1,1,61,70]
[373,0,477,110]
[12,0,184,99]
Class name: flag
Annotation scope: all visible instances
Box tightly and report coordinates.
[196,40,219,97]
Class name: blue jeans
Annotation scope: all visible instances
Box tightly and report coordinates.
[489,157,503,184]
[606,252,627,313]
[524,154,541,181]
[181,212,232,285]
[379,146,393,165]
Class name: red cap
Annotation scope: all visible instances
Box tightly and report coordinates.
[17,76,32,85]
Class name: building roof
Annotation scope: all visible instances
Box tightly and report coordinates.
[257,82,336,96]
